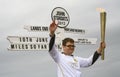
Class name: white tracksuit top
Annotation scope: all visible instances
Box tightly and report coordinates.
[49,40,93,77]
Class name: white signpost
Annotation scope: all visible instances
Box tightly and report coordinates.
[7,36,48,44]
[24,25,49,32]
[8,43,49,51]
[24,25,85,34]
[7,7,97,51]
[7,34,97,51]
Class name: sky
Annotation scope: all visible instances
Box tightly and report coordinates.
[0,0,120,77]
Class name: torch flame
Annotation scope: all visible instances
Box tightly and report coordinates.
[96,8,106,12]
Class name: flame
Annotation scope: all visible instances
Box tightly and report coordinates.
[96,8,106,12]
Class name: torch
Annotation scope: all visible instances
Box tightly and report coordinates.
[97,8,106,60]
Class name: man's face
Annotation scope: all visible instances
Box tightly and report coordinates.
[63,42,75,55]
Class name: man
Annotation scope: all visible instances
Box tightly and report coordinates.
[49,21,106,77]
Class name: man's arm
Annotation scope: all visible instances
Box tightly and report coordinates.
[79,42,106,67]
[48,21,61,63]
[49,20,57,51]
[92,42,106,64]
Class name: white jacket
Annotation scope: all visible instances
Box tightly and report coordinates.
[49,36,93,77]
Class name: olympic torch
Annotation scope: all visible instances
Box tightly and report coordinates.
[97,8,106,60]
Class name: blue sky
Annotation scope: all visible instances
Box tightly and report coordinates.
[0,0,120,77]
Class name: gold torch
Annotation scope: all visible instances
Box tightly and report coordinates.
[97,8,106,60]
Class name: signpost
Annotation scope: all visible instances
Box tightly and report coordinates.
[24,25,85,34]
[7,7,98,51]
[24,25,49,32]
[51,7,70,28]
[8,43,48,51]
[7,36,97,51]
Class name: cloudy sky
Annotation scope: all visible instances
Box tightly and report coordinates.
[0,0,120,77]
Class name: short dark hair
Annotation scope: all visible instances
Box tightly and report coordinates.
[62,38,74,46]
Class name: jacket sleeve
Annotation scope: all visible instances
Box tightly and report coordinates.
[48,34,60,63]
[49,34,55,52]
[92,51,100,64]
[79,51,100,67]
[79,55,93,67]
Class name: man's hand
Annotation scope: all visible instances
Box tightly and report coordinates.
[49,20,58,37]
[97,42,106,54]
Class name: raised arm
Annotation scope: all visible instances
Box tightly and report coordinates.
[48,21,61,63]
[49,20,58,51]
